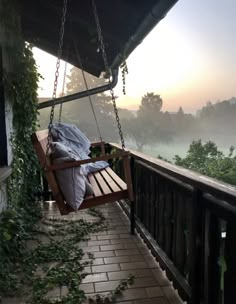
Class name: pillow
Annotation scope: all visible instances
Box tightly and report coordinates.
[85,180,94,197]
[51,123,91,156]
[50,142,78,160]
[84,160,110,175]
[50,142,87,210]
[51,123,109,174]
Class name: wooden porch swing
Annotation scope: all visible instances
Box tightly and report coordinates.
[32,0,135,232]
[32,130,133,215]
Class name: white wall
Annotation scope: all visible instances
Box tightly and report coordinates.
[0,2,15,212]
[0,182,7,212]
[4,91,13,165]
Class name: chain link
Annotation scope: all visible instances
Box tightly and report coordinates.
[121,60,128,95]
[45,0,68,160]
[58,61,68,123]
[92,0,126,150]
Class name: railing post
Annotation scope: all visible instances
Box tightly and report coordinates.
[207,213,221,304]
[130,156,136,235]
[188,189,203,304]
[123,154,135,235]
[101,142,105,156]
[224,221,236,304]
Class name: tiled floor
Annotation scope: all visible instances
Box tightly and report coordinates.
[2,201,184,304]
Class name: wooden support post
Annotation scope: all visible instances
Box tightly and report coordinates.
[224,221,236,304]
[188,189,203,304]
[0,46,8,166]
[208,214,221,304]
[101,142,105,156]
[123,154,135,235]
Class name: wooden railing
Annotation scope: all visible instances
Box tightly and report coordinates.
[109,143,236,304]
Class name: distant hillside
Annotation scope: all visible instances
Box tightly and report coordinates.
[229,97,236,104]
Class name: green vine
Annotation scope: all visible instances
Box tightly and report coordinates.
[0,2,42,300]
[0,3,135,303]
[1,208,134,303]
[25,210,107,304]
[6,41,42,208]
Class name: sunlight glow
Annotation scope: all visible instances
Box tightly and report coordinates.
[35,0,236,114]
[116,22,207,110]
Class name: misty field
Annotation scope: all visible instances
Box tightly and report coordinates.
[126,140,233,162]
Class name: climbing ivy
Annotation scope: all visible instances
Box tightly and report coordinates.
[1,208,135,303]
[0,2,42,300]
[0,4,135,303]
[0,0,41,209]
[7,41,42,209]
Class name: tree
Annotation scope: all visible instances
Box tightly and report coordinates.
[138,92,163,122]
[118,108,135,120]
[177,106,184,117]
[66,66,114,117]
[174,140,236,185]
[198,101,215,121]
[137,93,174,143]
[122,93,164,150]
[66,67,106,93]
[196,99,236,146]
[122,93,175,150]
[122,117,152,151]
[61,66,118,142]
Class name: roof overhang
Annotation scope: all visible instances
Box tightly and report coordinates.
[20,0,178,77]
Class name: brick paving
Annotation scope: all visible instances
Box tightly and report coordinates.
[2,201,185,304]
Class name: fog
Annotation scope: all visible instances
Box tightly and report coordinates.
[39,91,236,162]
[38,68,236,163]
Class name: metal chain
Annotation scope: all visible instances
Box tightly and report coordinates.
[58,61,68,123]
[74,41,103,142]
[46,0,68,159]
[92,0,126,150]
[121,60,128,95]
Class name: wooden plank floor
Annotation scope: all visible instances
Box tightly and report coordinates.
[2,202,185,304]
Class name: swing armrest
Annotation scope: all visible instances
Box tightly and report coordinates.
[90,141,105,147]
[47,151,130,172]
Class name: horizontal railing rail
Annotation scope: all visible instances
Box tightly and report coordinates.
[109,143,236,304]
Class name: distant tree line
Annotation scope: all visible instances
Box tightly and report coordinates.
[121,94,236,151]
[38,66,236,152]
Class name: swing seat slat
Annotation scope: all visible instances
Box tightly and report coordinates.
[32,130,133,215]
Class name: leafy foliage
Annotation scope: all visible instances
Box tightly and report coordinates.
[122,92,174,150]
[0,5,42,300]
[39,66,119,142]
[26,209,107,304]
[174,140,236,185]
[138,92,163,119]
[1,208,135,303]
[6,42,42,208]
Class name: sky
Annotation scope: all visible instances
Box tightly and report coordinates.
[34,0,236,114]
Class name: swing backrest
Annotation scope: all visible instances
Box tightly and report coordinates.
[32,130,70,214]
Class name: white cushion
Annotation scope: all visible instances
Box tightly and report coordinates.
[51,142,87,210]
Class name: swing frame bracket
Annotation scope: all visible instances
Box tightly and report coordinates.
[38,69,118,110]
